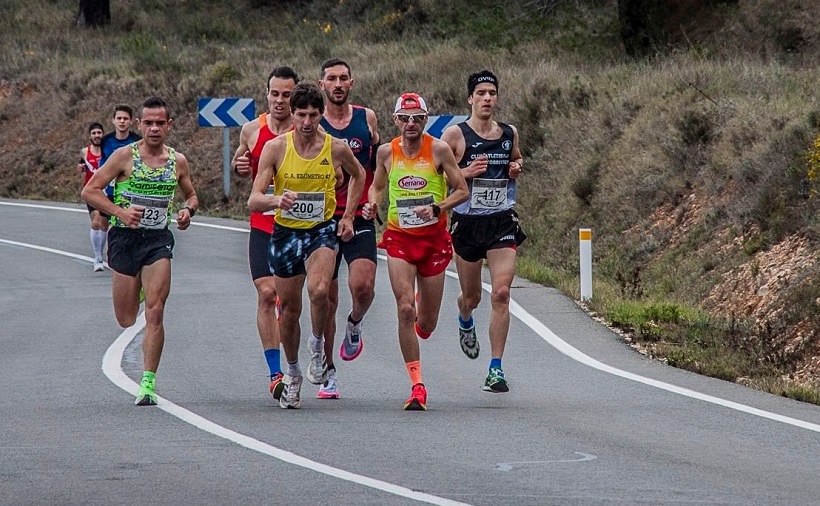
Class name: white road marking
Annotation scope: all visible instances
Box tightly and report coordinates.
[496,452,598,471]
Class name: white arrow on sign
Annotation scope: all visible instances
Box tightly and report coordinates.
[226,99,253,126]
[199,98,223,127]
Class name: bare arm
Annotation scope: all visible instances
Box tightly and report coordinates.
[81,146,143,227]
[231,120,256,178]
[364,143,391,220]
[433,139,468,211]
[78,146,88,174]
[508,124,523,180]
[248,138,294,213]
[442,125,486,179]
[174,153,198,230]
[333,139,365,221]
[365,107,380,146]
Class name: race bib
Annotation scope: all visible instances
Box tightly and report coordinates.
[281,191,325,222]
[470,178,507,209]
[396,195,436,228]
[130,195,170,229]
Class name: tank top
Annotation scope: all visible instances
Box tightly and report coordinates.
[273,132,337,230]
[249,113,280,233]
[83,145,101,186]
[111,143,177,229]
[319,106,374,217]
[386,134,447,236]
[453,121,516,216]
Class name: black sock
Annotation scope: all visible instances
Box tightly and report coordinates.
[348,313,362,325]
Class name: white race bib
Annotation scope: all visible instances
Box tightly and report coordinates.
[396,195,436,228]
[470,178,508,209]
[281,191,325,222]
[130,195,170,229]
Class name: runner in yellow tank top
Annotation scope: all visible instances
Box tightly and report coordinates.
[248,82,366,410]
[364,92,468,411]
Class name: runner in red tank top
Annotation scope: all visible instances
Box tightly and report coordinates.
[230,66,299,401]
[77,122,107,272]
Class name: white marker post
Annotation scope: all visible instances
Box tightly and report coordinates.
[579,228,592,301]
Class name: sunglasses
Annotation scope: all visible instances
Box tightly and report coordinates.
[396,113,427,123]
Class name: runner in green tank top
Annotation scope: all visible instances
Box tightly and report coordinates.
[82,96,198,407]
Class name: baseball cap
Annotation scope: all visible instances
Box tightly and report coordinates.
[394,92,428,113]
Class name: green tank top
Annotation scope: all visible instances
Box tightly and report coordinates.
[111,143,178,229]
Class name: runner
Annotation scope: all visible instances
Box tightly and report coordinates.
[231,65,299,401]
[316,58,380,399]
[77,122,107,271]
[82,97,198,406]
[364,92,468,410]
[441,70,526,393]
[100,104,142,166]
[247,82,365,409]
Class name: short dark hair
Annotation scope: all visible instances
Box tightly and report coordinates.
[142,96,170,119]
[267,66,299,89]
[290,82,325,113]
[467,69,499,96]
[112,104,134,118]
[88,122,104,133]
[320,58,351,78]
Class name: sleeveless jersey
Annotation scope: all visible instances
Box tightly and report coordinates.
[319,106,374,217]
[249,113,280,233]
[83,145,101,186]
[386,133,447,235]
[273,132,337,230]
[453,122,517,216]
[110,143,177,229]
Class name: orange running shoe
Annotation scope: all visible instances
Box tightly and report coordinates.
[269,372,285,400]
[403,383,427,411]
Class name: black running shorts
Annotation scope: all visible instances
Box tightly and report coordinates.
[449,209,527,263]
[107,226,174,276]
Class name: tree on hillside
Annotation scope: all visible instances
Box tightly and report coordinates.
[76,0,110,27]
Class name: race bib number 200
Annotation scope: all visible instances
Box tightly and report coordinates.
[281,191,325,222]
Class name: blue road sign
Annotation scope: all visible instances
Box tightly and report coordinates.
[424,115,469,138]
[198,98,255,127]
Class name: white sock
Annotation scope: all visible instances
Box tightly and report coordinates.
[309,333,324,353]
[91,230,106,261]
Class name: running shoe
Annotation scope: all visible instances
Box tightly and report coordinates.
[306,342,328,385]
[269,372,284,400]
[459,325,480,359]
[340,316,364,361]
[279,374,303,409]
[134,377,157,406]
[317,367,339,399]
[482,367,509,393]
[93,260,104,272]
[403,383,427,411]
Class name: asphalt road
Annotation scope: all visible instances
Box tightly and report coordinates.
[2,199,820,506]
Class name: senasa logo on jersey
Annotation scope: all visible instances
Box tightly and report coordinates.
[348,138,363,153]
[398,175,427,190]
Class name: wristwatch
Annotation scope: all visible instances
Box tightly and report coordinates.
[183,205,196,217]
[430,204,441,217]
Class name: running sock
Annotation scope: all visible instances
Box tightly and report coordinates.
[90,229,105,260]
[141,370,156,384]
[490,358,502,370]
[348,312,362,325]
[405,360,422,386]
[264,348,281,377]
[458,314,474,329]
[414,321,432,339]
[308,333,324,353]
[287,359,301,377]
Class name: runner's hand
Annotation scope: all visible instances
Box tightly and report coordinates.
[362,202,378,221]
[276,191,297,211]
[234,150,252,177]
[337,216,354,242]
[509,161,522,180]
[120,205,145,229]
[464,154,488,179]
[176,207,192,230]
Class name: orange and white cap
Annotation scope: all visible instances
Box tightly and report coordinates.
[394,92,428,113]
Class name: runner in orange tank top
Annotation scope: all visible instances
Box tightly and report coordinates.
[364,92,468,411]
[231,66,298,401]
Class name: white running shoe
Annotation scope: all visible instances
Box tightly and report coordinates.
[340,316,364,361]
[306,336,328,385]
[317,368,339,399]
[279,374,303,409]
[93,260,104,272]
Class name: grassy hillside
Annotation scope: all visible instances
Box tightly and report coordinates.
[1,0,818,401]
